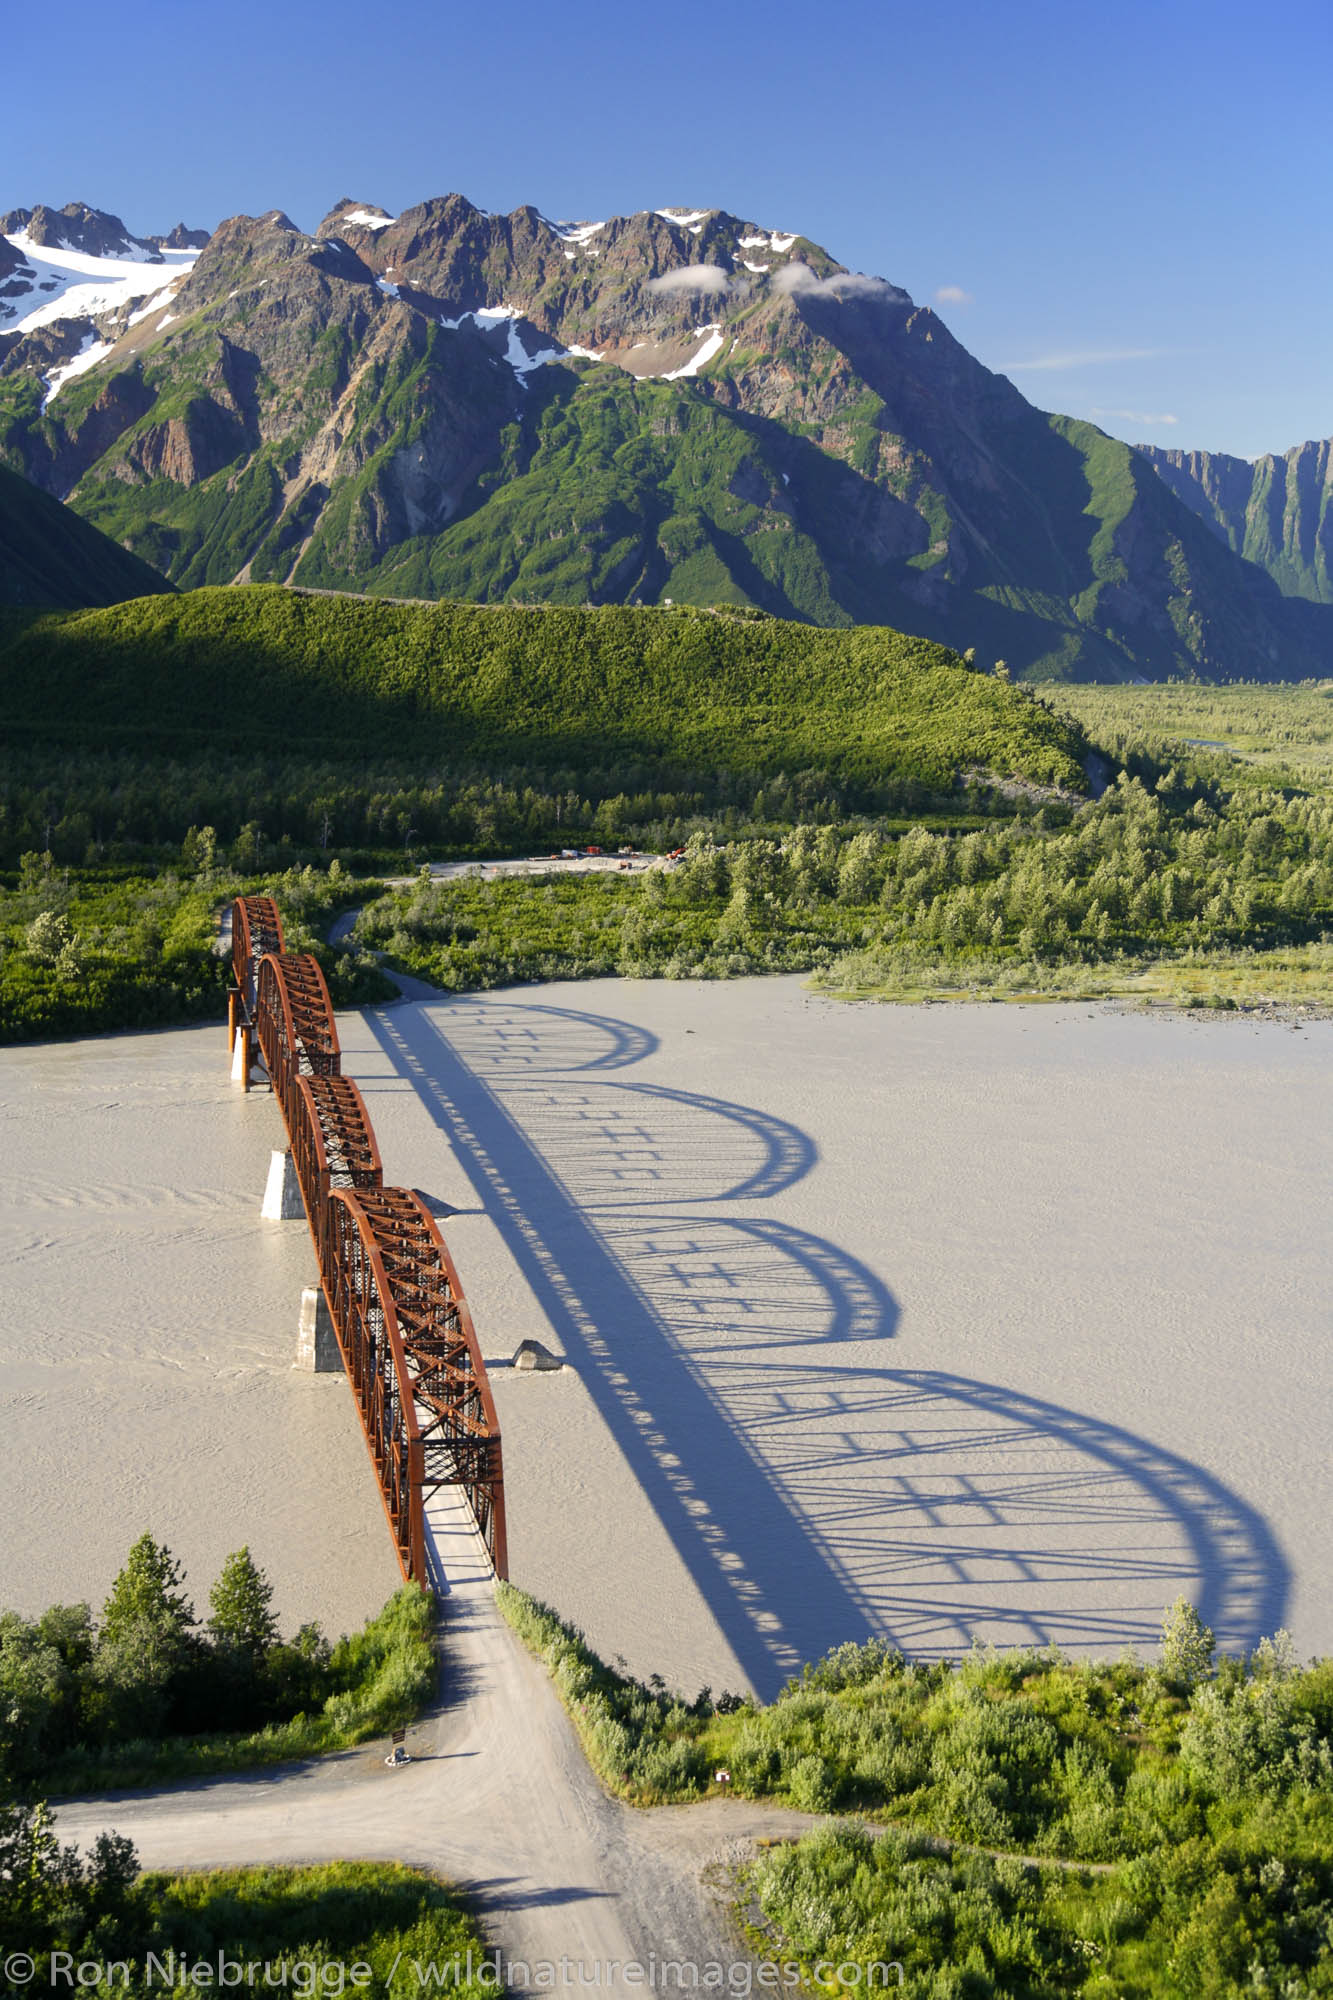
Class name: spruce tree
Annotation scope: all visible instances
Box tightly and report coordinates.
[99,1533,194,1651]
[208,1548,279,1661]
[90,1532,195,1738]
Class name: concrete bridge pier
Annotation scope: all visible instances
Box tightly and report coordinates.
[295,1286,342,1372]
[229,1023,251,1088]
[261,1148,304,1221]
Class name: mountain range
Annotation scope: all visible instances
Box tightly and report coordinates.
[1,193,1330,682]
[1136,440,1333,608]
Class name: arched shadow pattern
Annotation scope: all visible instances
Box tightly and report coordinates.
[368,994,1289,1694]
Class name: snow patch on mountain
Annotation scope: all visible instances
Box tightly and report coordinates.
[441,303,523,330]
[41,333,115,410]
[0,234,198,334]
[738,230,797,255]
[126,281,185,327]
[344,208,395,229]
[548,219,606,244]
[661,325,725,380]
[440,304,603,383]
[656,208,712,227]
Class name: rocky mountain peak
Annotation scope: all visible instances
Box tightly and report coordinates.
[317,198,395,239]
[151,223,211,251]
[4,201,163,262]
[1,183,1326,681]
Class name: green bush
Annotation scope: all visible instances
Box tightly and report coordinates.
[0,1839,495,2000]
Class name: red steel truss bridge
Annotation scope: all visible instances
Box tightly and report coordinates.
[229,895,507,1587]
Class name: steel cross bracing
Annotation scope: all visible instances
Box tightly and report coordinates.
[229,898,506,1584]
[231,895,285,1013]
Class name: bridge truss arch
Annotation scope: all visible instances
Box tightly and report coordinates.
[231,901,506,1586]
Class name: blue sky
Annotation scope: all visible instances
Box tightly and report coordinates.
[6,0,1330,459]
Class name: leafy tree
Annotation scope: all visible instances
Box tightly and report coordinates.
[0,1614,71,1776]
[0,1798,78,1938]
[179,824,217,875]
[1160,1595,1216,1689]
[23,910,74,966]
[0,1799,137,1960]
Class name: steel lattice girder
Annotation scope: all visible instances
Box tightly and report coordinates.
[231,905,506,1585]
[232,896,285,1009]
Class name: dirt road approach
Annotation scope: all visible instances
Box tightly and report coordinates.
[56,1496,811,1986]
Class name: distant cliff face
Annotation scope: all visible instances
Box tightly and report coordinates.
[1138,439,1333,606]
[0,194,1329,681]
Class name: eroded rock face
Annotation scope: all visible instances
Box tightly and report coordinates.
[125,401,247,485]
[0,189,1326,677]
[0,317,96,379]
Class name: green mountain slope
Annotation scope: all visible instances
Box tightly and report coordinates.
[1,193,1327,680]
[1138,438,1333,605]
[0,462,172,607]
[0,585,1089,792]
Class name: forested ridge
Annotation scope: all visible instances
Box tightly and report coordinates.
[0,587,1088,787]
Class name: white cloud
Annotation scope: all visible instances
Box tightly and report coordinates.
[645,264,731,295]
[772,263,900,302]
[1000,347,1161,372]
[934,284,973,306]
[1089,407,1180,427]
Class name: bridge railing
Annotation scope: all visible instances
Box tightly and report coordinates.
[231,901,506,1585]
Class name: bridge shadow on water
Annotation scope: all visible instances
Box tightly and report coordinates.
[367,994,1289,1699]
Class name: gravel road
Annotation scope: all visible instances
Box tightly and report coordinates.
[56,1497,812,1987]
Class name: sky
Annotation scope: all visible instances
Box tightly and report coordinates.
[5,0,1330,461]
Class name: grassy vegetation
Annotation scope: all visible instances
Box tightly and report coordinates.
[0,1844,494,2000]
[0,585,1090,790]
[350,365,863,622]
[1052,679,1333,793]
[357,773,1333,1009]
[0,584,1100,1039]
[500,1585,1333,1996]
[0,1535,436,1797]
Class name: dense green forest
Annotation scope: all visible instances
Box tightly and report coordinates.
[0,1839,493,2000]
[0,737,1004,874]
[5,589,1333,1037]
[0,588,1089,788]
[8,710,1333,1041]
[0,1534,434,1794]
[358,770,1333,1009]
[501,1585,1333,1997]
